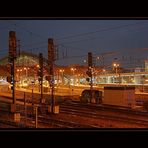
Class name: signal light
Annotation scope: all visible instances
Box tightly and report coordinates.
[86,70,92,77]
[86,77,90,82]
[38,77,42,82]
[45,75,51,81]
[38,68,43,77]
[38,53,43,78]
[7,76,12,83]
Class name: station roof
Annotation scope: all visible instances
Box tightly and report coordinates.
[0,51,103,77]
[0,51,47,66]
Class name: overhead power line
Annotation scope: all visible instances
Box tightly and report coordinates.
[56,21,148,41]
[8,21,47,40]
[4,20,148,50]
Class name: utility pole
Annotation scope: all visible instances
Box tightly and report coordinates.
[9,31,17,113]
[48,38,55,113]
[17,39,21,57]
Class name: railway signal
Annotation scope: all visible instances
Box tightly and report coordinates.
[38,53,43,79]
[6,76,12,83]
[86,70,92,77]
[45,75,51,82]
[87,52,93,103]
[38,53,44,104]
[86,52,93,78]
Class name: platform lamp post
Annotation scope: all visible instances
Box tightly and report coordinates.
[71,68,76,85]
[70,68,76,98]
[59,69,64,85]
[113,63,120,84]
[95,56,100,67]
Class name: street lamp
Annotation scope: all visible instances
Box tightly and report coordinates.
[113,63,120,84]
[83,59,87,64]
[59,69,64,85]
[96,56,100,67]
[113,63,119,75]
[71,68,76,85]
[24,67,27,77]
[102,69,106,73]
[17,69,20,81]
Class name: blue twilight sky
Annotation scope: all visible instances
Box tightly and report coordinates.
[0,19,148,68]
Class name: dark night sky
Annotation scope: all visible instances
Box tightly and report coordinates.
[0,19,148,68]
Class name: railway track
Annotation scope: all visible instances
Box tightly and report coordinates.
[61,100,148,116]
[1,97,148,128]
[37,115,99,128]
[18,112,99,128]
[60,101,148,127]
[60,107,148,126]
[0,114,34,128]
[2,104,99,128]
[0,121,19,128]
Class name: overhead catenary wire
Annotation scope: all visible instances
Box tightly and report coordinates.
[8,21,47,40]
[0,20,145,59]
[0,20,148,68]
[55,21,148,41]
[26,21,148,49]
[3,20,148,50]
